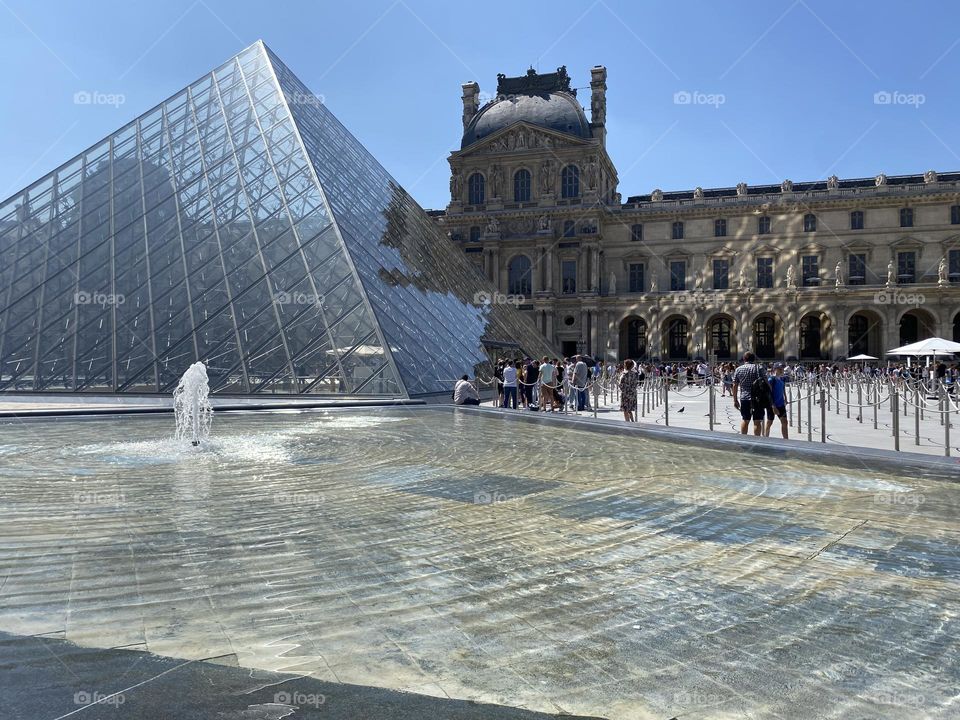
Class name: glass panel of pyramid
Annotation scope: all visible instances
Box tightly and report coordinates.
[0,41,554,396]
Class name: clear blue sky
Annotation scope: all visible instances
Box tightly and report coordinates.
[1,0,958,209]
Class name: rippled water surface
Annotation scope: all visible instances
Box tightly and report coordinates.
[1,408,958,719]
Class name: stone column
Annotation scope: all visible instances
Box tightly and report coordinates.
[545,308,555,345]
[545,247,555,294]
[491,247,500,289]
[648,304,662,359]
[692,306,706,359]
[591,246,600,294]
[533,245,544,293]
[588,308,599,355]
[783,305,799,360]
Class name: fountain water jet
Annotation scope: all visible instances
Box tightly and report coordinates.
[173,362,213,446]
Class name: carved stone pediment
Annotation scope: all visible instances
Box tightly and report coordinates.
[456,122,589,157]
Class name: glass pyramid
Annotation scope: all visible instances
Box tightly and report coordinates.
[0,41,553,396]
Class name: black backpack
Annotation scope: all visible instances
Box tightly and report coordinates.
[750,373,772,406]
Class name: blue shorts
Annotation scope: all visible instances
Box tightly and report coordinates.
[739,398,765,422]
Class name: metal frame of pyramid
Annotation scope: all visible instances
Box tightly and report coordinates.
[0,41,554,397]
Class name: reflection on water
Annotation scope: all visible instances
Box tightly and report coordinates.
[0,408,957,719]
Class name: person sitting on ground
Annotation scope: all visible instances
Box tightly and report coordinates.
[453,374,481,406]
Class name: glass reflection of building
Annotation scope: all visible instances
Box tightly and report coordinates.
[0,41,552,396]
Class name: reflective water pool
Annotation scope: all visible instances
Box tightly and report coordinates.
[1,408,957,719]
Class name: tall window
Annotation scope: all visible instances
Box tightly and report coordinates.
[900,208,914,227]
[561,260,577,294]
[714,218,727,237]
[626,319,647,358]
[710,318,732,359]
[758,216,771,234]
[563,220,576,238]
[897,251,916,283]
[713,258,729,289]
[949,249,960,284]
[848,253,866,285]
[507,255,532,296]
[850,210,864,230]
[561,165,580,198]
[668,318,689,359]
[513,169,531,202]
[469,226,481,242]
[848,314,871,357]
[803,213,817,232]
[670,260,686,291]
[467,173,484,205]
[756,257,773,288]
[801,255,819,286]
[800,316,822,359]
[672,221,684,240]
[628,263,644,293]
[754,317,775,358]
[952,205,960,225]
[630,223,643,242]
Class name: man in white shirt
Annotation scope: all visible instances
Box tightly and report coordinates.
[502,361,518,409]
[453,375,480,405]
[539,356,557,411]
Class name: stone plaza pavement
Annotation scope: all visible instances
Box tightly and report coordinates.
[489,383,960,458]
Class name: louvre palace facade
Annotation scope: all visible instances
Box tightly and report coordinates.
[437,65,960,362]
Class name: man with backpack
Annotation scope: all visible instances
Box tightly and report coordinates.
[732,352,769,436]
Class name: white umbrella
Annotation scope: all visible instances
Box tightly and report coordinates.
[886,337,960,356]
[847,353,878,361]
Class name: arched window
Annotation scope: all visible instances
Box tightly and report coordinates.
[709,318,732,359]
[507,255,532,296]
[513,169,531,203]
[467,173,485,205]
[754,317,775,359]
[667,318,689,359]
[800,316,821,359]
[848,314,871,357]
[953,312,960,343]
[626,319,647,358]
[561,165,580,198]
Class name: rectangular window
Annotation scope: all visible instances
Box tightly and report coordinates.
[758,216,771,234]
[850,210,864,230]
[714,218,727,237]
[803,214,817,232]
[469,226,481,242]
[952,205,960,225]
[756,257,773,288]
[561,260,577,294]
[672,221,684,240]
[897,251,916,283]
[713,258,729,289]
[848,253,866,285]
[900,208,914,228]
[628,263,644,293]
[563,220,575,238]
[670,260,686,291]
[631,223,643,242]
[950,249,960,283]
[801,255,819,286]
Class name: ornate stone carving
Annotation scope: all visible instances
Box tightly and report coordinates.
[651,188,663,202]
[786,265,795,289]
[537,214,550,231]
[650,274,658,293]
[695,270,704,290]
[539,160,552,194]
[835,261,843,288]
[585,158,599,190]
[450,170,462,201]
[738,266,747,288]
[736,182,748,197]
[490,165,503,198]
[781,179,793,193]
[485,216,500,235]
[608,272,616,295]
[887,259,895,287]
[827,174,839,190]
[875,172,888,187]
[925,169,938,184]
[693,186,704,200]
[507,217,535,235]
[939,256,948,286]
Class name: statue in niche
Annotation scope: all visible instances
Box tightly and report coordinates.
[490,165,503,198]
[537,214,550,231]
[695,270,704,290]
[608,272,617,295]
[650,274,658,293]
[486,216,500,235]
[836,261,843,288]
[939,256,947,286]
[786,265,795,289]
[450,170,462,201]
[738,266,747,288]
[887,259,895,286]
[586,159,599,190]
[539,160,552,194]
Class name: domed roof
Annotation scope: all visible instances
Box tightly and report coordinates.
[461,92,592,149]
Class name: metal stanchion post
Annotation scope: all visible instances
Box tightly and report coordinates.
[708,376,714,432]
[893,391,900,451]
[846,379,850,419]
[807,384,813,442]
[945,389,951,457]
[856,380,862,423]
[796,381,802,433]
[873,381,878,430]
[664,382,670,427]
[915,386,921,446]
[820,385,827,443]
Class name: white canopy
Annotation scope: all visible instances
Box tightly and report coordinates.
[847,353,878,361]
[886,337,960,356]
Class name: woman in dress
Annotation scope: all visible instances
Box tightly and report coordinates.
[619,358,639,422]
